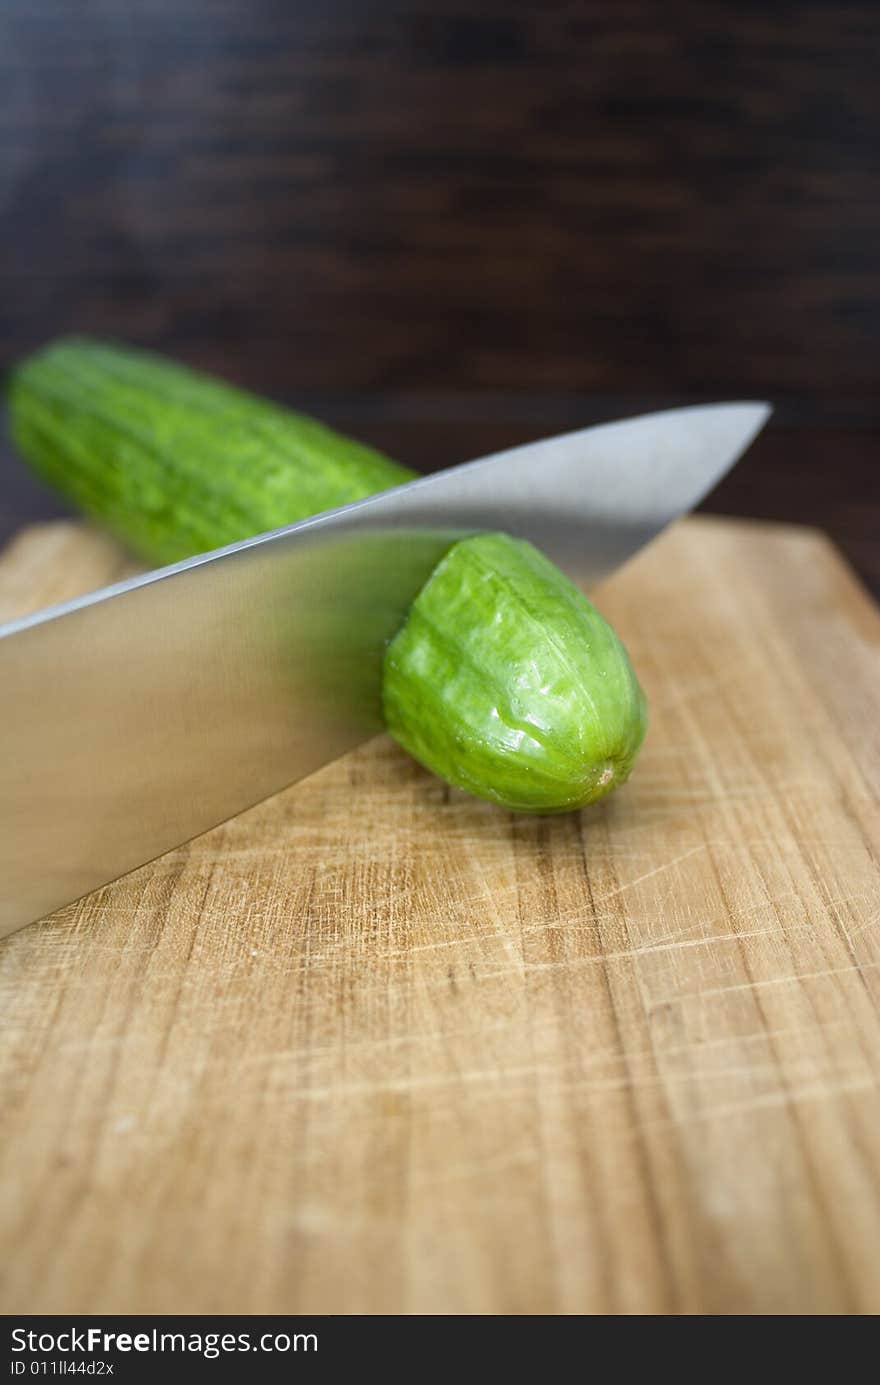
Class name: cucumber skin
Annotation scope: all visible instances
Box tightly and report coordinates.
[7,337,414,564]
[383,534,647,812]
[8,337,647,813]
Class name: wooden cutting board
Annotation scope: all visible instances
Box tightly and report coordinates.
[1,515,878,1316]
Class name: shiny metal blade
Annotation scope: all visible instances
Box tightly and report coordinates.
[0,401,769,936]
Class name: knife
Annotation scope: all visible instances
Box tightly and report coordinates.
[0,401,769,938]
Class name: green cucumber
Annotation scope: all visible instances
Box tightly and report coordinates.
[383,534,646,812]
[7,337,413,564]
[7,337,647,812]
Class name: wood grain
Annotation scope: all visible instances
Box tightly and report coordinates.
[1,515,879,1315]
[2,1,878,405]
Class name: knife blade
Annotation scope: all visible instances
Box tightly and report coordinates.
[0,401,769,937]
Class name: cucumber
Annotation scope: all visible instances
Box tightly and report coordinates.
[7,337,647,812]
[383,534,646,812]
[7,337,413,564]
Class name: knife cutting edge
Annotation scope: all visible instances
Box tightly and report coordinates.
[0,401,770,937]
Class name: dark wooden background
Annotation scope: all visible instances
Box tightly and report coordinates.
[1,1,877,591]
